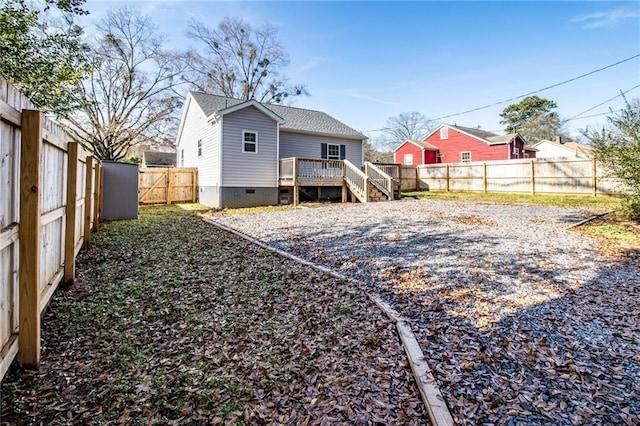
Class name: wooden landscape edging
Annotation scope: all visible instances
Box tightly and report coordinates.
[206,219,455,426]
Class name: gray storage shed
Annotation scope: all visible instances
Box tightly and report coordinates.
[102,161,139,220]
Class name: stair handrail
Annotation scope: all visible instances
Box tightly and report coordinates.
[365,162,393,200]
[343,159,368,202]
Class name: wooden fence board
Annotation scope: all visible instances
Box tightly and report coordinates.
[404,158,624,196]
[0,76,101,377]
[139,167,198,204]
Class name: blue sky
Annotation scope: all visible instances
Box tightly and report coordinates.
[80,1,640,145]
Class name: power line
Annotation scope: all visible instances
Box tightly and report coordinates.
[565,84,640,120]
[565,109,625,122]
[431,53,640,122]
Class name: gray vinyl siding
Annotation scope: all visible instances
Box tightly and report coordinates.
[221,106,278,187]
[175,96,220,187]
[279,132,364,167]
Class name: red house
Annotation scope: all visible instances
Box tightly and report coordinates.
[394,124,536,165]
[393,139,439,165]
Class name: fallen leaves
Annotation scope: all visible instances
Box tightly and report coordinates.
[0,206,429,425]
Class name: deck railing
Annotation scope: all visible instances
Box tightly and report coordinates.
[279,158,344,184]
[279,158,295,182]
[373,163,400,180]
[364,162,393,199]
[343,159,368,202]
[297,158,343,182]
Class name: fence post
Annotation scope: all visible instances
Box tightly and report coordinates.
[166,168,172,205]
[483,163,488,193]
[18,109,42,369]
[445,165,450,192]
[591,158,597,197]
[84,156,94,244]
[64,142,79,284]
[192,169,198,203]
[530,160,536,196]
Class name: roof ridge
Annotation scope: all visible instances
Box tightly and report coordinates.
[190,91,326,115]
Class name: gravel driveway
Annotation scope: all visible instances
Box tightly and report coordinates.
[211,199,640,425]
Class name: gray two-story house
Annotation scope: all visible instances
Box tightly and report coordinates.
[176,91,381,209]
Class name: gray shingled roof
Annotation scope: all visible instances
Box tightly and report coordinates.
[189,92,366,140]
[143,151,177,167]
[448,124,522,145]
[407,139,439,150]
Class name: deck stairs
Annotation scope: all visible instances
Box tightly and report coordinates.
[343,160,396,203]
[278,158,400,205]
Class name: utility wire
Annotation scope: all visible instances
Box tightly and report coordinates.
[430,53,640,122]
[565,84,640,120]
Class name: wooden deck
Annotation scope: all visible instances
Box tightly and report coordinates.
[278,158,400,205]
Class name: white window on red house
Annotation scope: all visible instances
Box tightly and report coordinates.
[524,152,529,158]
[440,127,448,140]
[513,147,519,159]
[404,153,413,165]
[461,151,471,163]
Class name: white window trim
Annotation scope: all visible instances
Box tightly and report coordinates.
[327,143,340,160]
[440,127,448,140]
[404,153,414,165]
[513,147,520,159]
[242,130,258,154]
[461,151,471,163]
[523,153,529,159]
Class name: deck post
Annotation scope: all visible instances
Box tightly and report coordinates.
[342,183,347,203]
[292,158,299,206]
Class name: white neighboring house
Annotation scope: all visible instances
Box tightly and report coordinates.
[175,92,366,208]
[531,136,594,159]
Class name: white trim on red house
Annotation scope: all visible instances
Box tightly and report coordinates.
[392,139,439,152]
[423,123,525,147]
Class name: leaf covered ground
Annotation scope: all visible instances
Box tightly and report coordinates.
[211,199,640,425]
[0,205,429,425]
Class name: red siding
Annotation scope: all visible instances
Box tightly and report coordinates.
[394,141,424,165]
[424,127,525,163]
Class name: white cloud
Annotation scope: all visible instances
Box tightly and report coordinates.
[572,6,640,29]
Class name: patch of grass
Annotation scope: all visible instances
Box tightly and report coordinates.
[205,204,295,217]
[590,224,640,242]
[403,190,623,211]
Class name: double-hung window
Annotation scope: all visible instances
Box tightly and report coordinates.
[327,143,340,160]
[513,147,520,159]
[243,131,257,153]
[461,151,471,163]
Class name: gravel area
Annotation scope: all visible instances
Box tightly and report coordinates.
[211,199,640,425]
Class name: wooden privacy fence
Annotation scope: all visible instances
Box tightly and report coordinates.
[0,76,101,379]
[139,167,198,205]
[399,158,622,196]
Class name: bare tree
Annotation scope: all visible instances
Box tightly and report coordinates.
[63,7,186,161]
[184,16,306,103]
[381,112,436,150]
